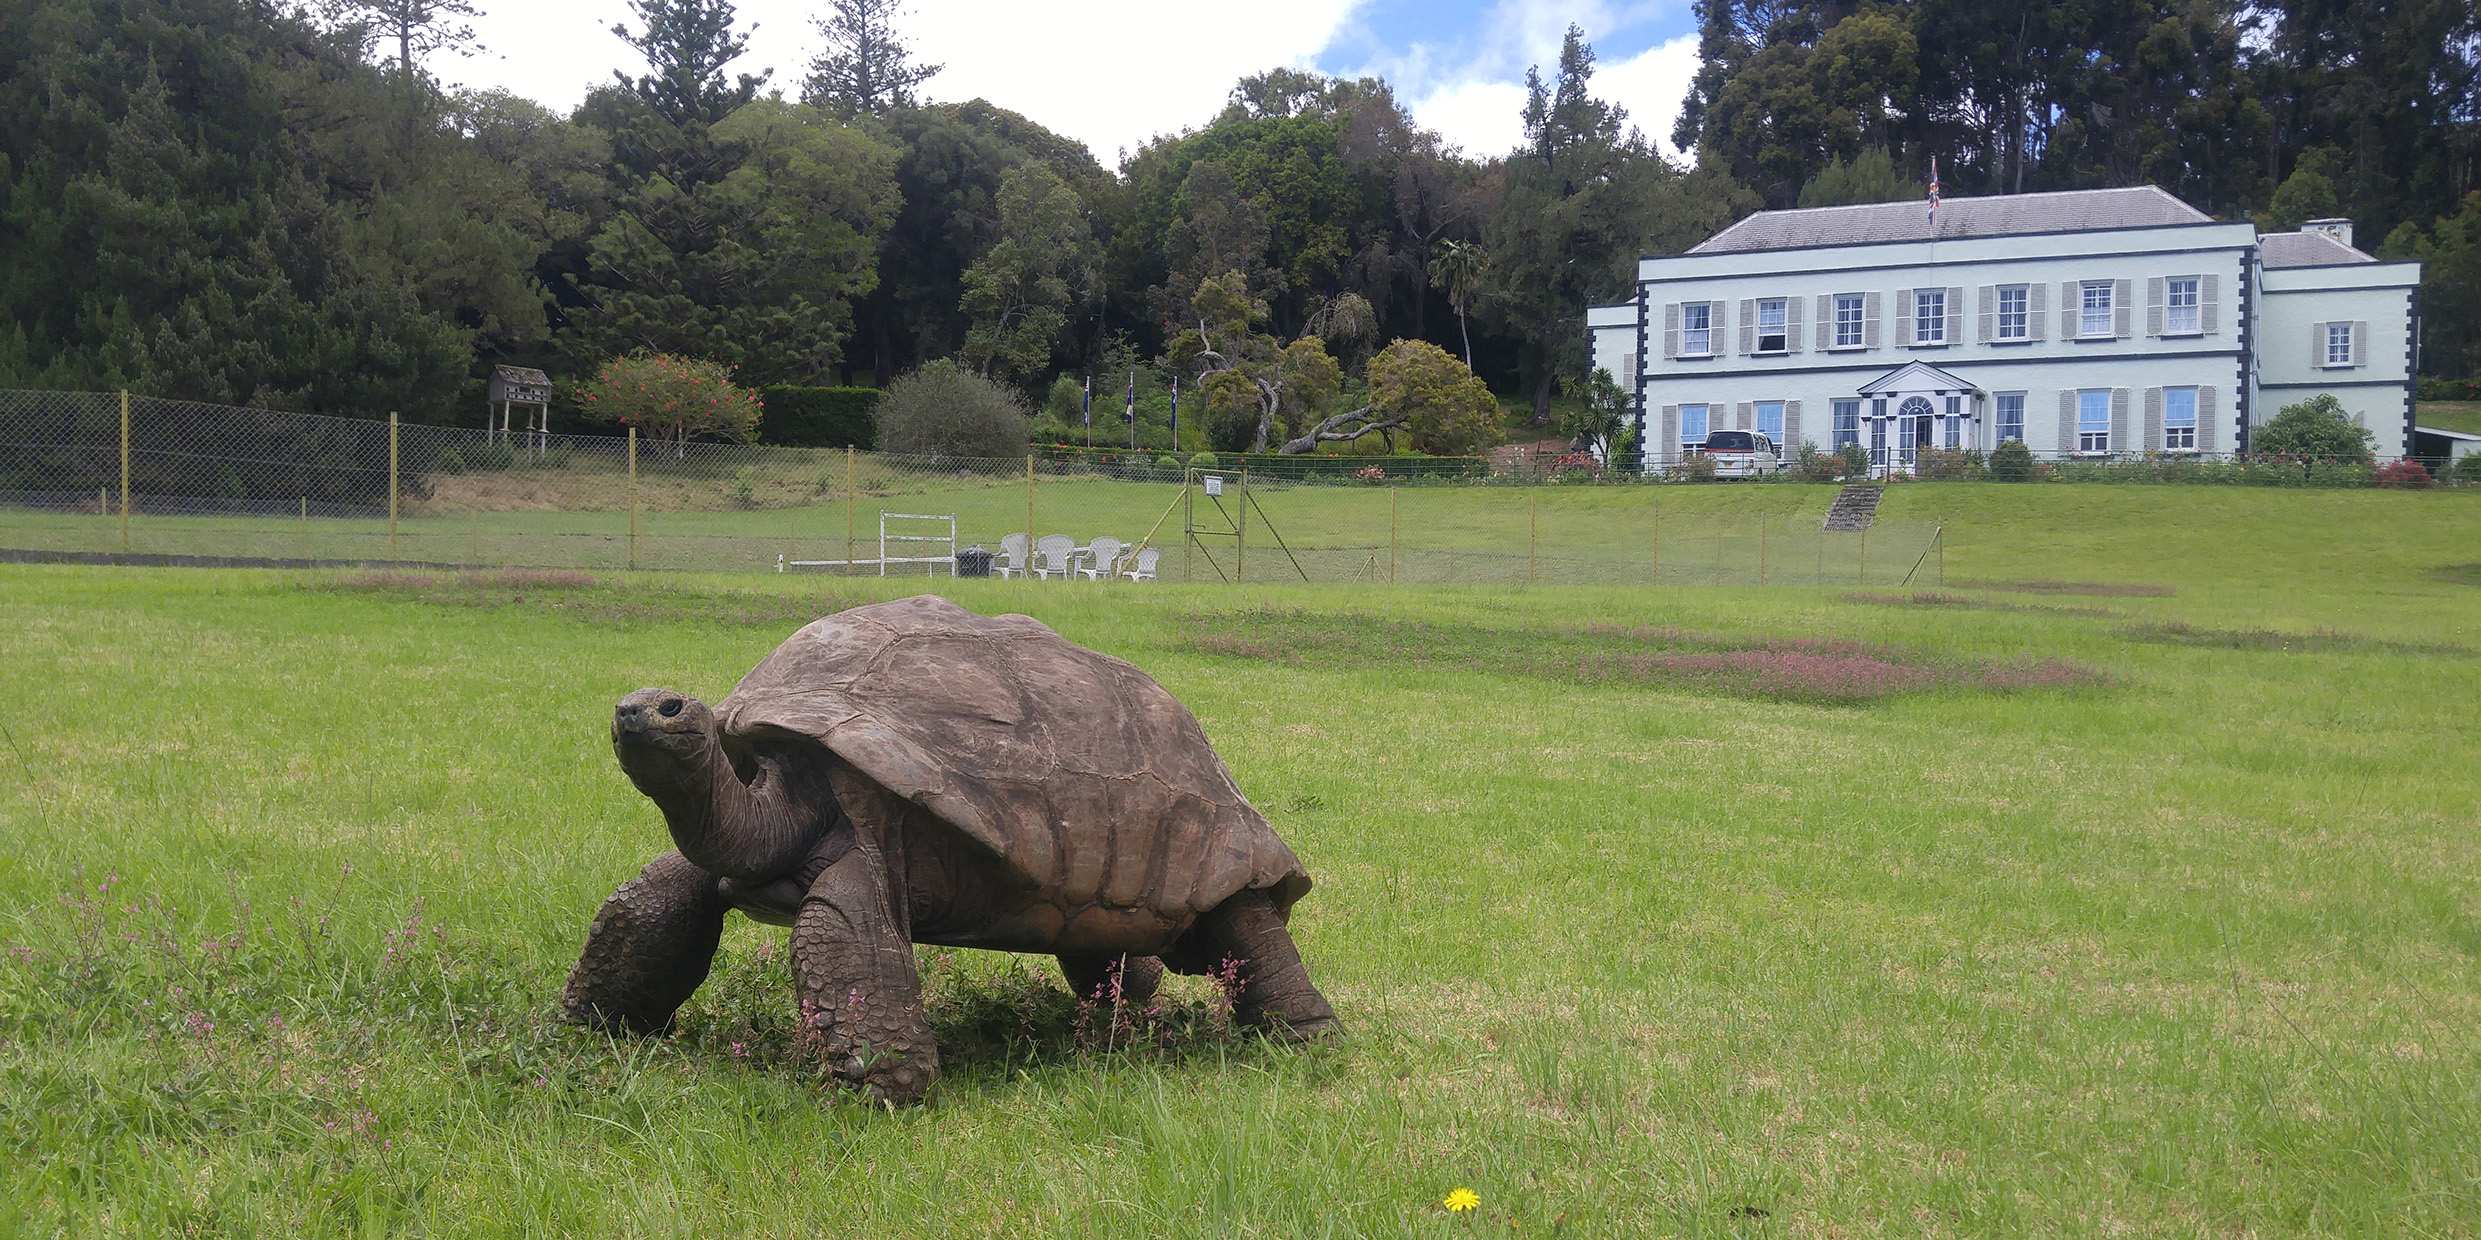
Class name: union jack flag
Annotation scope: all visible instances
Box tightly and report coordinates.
[1927,156,1941,226]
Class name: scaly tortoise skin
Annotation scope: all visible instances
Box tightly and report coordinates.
[562,595,1338,1103]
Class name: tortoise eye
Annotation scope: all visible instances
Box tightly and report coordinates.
[658,699,683,718]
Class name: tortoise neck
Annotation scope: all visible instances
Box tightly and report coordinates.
[636,734,816,884]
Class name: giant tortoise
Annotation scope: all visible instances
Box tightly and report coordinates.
[561,594,1337,1104]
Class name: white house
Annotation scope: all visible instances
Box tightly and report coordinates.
[1587,187,2419,472]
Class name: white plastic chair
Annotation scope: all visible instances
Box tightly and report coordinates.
[1074,536,1124,581]
[1033,534,1077,580]
[1119,546,1160,582]
[992,532,1028,579]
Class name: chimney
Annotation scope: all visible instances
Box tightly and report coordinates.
[2303,218,2354,249]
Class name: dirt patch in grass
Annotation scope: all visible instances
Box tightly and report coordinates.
[326,571,860,629]
[2429,563,2481,587]
[1948,578,2175,597]
[1842,590,2122,618]
[1181,610,2106,703]
[2123,621,2472,657]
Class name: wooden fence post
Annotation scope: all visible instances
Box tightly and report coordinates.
[1528,494,1538,586]
[118,389,130,551]
[1388,487,1397,584]
[627,426,639,571]
[387,410,399,560]
[846,444,857,576]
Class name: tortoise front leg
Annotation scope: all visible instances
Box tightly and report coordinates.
[792,844,938,1105]
[562,851,729,1035]
[1164,889,1341,1042]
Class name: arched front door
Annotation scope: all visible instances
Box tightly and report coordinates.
[1897,395,1935,468]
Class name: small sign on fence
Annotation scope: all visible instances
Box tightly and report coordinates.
[1203,475,1223,497]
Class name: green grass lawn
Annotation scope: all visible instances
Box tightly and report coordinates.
[2418,400,2481,435]
[2,485,2478,1236]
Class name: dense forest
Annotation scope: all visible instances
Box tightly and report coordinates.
[2,0,2476,447]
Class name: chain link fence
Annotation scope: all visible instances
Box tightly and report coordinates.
[0,388,1944,585]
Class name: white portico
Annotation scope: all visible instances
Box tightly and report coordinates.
[1856,361,1982,465]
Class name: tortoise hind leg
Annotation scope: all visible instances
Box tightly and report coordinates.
[1058,953,1165,1007]
[1162,889,1340,1042]
[563,851,730,1035]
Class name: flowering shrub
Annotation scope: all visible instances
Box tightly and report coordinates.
[573,353,761,457]
[1353,465,1387,484]
[1989,439,2035,481]
[1916,448,1984,480]
[1675,452,1718,482]
[2374,459,2436,488]
[1794,443,1846,482]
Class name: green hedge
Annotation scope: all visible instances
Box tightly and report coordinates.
[1033,444,1487,482]
[2416,377,2481,401]
[756,386,880,448]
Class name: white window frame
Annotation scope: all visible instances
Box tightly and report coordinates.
[2325,323,2353,368]
[1995,392,2025,442]
[2078,390,2112,452]
[2165,387,2198,451]
[1834,295,1865,348]
[2080,282,2114,338]
[2165,277,2200,336]
[1914,289,1946,344]
[1756,298,1787,352]
[1680,403,1709,452]
[1681,303,1713,357]
[1996,286,2029,340]
[1755,400,1785,444]
[1832,399,1860,448]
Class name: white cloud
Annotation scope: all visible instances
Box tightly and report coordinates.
[1406,78,1530,159]
[1592,34,1699,160]
[437,0,1366,167]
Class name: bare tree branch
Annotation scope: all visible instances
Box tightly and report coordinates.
[1276,406,1407,455]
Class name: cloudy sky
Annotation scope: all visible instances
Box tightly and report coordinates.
[438,0,1701,165]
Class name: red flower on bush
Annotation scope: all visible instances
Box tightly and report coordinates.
[2374,459,2435,489]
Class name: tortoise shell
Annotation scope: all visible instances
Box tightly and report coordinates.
[713,595,1309,950]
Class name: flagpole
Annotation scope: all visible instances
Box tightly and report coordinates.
[1126,369,1137,450]
[1082,374,1092,448]
[1170,374,1180,453]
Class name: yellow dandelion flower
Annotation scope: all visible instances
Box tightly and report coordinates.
[1443,1187,1480,1213]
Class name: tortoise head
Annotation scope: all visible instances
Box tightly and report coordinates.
[611,688,717,790]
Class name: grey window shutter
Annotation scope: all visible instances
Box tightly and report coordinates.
[2058,390,2078,452]
[1731,401,1749,430]
[1864,292,1881,347]
[1945,286,1963,345]
[2111,388,2130,450]
[1785,296,1804,353]
[2311,321,2326,367]
[2027,282,2048,342]
[1785,399,1802,448]
[2201,274,2219,335]
[1662,303,1679,359]
[2145,387,2164,448]
[1895,288,1913,344]
[2147,277,2165,336]
[1978,285,1995,342]
[2061,282,2079,336]
[2114,279,2133,337]
[1661,405,1678,458]
[2352,321,2368,366]
[1814,295,1832,350]
[1738,299,1755,355]
[2199,386,2218,452]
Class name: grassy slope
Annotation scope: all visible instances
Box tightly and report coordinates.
[2417,401,2481,435]
[1,485,2478,1236]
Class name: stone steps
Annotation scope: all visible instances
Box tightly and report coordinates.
[1822,484,1883,531]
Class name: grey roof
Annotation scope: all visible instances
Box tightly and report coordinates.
[1687,186,2215,255]
[2259,231,2374,268]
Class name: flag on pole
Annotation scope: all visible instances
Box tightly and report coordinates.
[1123,370,1135,424]
[1081,374,1091,447]
[1169,374,1179,449]
[1927,156,1940,226]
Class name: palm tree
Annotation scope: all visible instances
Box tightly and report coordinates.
[1427,240,1489,369]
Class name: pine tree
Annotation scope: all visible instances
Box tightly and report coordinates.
[803,0,940,120]
[610,0,770,127]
